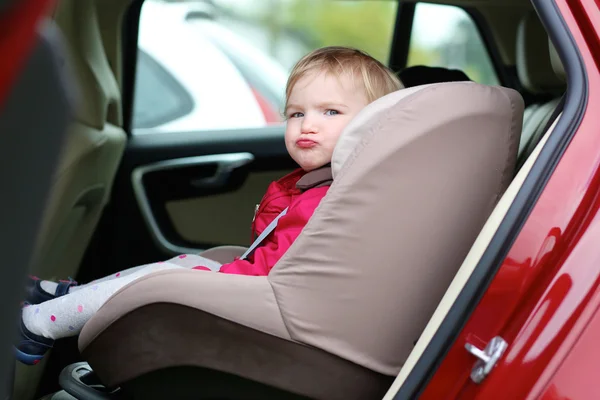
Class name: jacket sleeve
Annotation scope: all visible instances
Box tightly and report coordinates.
[215,187,328,276]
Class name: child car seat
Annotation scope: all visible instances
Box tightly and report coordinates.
[77,82,523,400]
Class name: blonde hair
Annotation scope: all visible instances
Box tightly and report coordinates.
[285,46,403,110]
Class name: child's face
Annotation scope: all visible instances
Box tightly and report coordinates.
[284,71,369,171]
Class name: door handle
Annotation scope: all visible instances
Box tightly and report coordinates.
[189,153,254,188]
[131,152,255,255]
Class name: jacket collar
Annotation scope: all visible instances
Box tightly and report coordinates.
[296,164,333,191]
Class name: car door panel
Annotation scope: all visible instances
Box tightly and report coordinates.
[79,126,296,281]
[132,152,255,253]
[165,169,293,249]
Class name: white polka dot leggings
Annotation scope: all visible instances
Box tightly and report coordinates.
[22,254,222,340]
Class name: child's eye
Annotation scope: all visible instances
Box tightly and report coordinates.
[288,112,303,118]
[325,109,340,116]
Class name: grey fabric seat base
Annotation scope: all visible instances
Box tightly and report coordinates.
[82,304,394,400]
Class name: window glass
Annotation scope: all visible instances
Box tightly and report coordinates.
[407,3,499,85]
[134,0,398,134]
[133,50,194,130]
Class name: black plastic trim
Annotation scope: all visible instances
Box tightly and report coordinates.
[126,125,288,166]
[388,1,415,73]
[393,0,588,398]
[122,0,143,134]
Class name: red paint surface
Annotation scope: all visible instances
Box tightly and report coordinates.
[0,0,54,109]
[421,1,600,398]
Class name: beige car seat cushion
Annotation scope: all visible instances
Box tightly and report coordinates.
[270,83,523,375]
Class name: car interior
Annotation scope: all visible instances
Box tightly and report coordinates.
[0,2,74,398]
[6,0,575,398]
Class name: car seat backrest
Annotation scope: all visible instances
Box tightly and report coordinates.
[54,0,122,128]
[516,12,566,170]
[269,82,523,375]
[24,0,127,281]
[15,2,128,398]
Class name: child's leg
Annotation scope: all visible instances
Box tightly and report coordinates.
[39,254,222,295]
[71,254,220,290]
[68,262,163,291]
[23,261,191,340]
[39,263,152,295]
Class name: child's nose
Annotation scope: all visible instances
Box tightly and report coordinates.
[301,117,318,134]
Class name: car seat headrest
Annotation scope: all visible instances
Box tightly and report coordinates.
[516,11,565,94]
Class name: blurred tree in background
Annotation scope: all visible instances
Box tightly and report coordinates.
[217,0,398,67]
[214,0,498,84]
[283,0,397,63]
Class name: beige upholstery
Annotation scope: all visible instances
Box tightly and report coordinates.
[385,38,566,399]
[13,2,126,399]
[80,271,391,399]
[79,82,523,399]
[30,0,126,281]
[516,11,565,95]
[385,113,561,400]
[167,170,292,247]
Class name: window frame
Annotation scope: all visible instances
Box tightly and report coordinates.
[388,2,415,73]
[122,0,144,135]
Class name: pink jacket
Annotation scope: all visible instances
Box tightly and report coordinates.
[193,166,332,275]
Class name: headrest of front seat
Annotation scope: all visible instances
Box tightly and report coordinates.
[53,0,122,129]
[398,65,471,88]
[516,11,565,94]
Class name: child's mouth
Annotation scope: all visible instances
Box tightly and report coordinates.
[296,139,317,148]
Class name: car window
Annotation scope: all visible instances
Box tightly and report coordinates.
[133,50,194,130]
[134,0,398,135]
[407,3,499,85]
